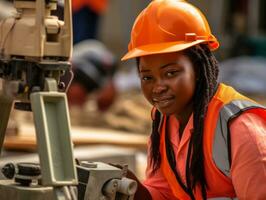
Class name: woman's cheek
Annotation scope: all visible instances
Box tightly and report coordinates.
[141,85,151,102]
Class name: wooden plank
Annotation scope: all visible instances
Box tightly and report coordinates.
[4,124,148,151]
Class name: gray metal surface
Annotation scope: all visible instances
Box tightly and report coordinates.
[30,89,77,186]
[0,180,53,200]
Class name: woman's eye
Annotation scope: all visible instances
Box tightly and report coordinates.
[142,76,152,81]
[166,71,178,77]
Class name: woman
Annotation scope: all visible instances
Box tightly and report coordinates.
[121,0,266,199]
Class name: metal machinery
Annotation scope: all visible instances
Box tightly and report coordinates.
[0,0,137,199]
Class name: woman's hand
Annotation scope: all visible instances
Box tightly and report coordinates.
[110,163,152,200]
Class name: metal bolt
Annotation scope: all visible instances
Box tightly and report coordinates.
[80,161,98,168]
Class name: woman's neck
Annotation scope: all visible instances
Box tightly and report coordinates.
[174,103,193,138]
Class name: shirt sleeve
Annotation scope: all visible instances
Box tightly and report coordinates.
[230,111,266,200]
[142,139,178,200]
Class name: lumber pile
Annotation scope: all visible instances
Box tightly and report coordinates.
[4,123,148,151]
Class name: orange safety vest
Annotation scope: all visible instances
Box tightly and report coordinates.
[72,0,108,14]
[159,83,266,199]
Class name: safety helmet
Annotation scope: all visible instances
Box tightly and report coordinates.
[72,39,117,92]
[121,0,219,61]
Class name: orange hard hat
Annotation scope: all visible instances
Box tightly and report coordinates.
[121,0,219,61]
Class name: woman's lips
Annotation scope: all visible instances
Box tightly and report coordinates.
[153,97,175,108]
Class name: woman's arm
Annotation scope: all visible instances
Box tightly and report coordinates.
[230,111,266,199]
[140,139,179,200]
[125,169,152,200]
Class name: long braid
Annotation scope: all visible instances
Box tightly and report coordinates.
[150,110,162,172]
[184,44,219,199]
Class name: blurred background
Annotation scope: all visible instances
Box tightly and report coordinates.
[1,0,266,181]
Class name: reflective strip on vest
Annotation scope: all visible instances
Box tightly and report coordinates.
[213,100,266,177]
[208,198,238,200]
[211,100,265,200]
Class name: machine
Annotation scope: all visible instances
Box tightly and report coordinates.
[0,0,137,199]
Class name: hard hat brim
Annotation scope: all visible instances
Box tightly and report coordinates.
[121,40,219,61]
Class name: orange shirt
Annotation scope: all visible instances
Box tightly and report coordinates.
[143,112,266,199]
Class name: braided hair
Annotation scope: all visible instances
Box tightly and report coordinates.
[145,44,219,199]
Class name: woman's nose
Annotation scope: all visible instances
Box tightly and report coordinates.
[152,80,167,94]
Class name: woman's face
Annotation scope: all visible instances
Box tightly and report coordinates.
[138,52,196,117]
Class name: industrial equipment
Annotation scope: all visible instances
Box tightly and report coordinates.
[0,1,137,199]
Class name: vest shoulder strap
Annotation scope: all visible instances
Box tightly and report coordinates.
[213,100,266,177]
